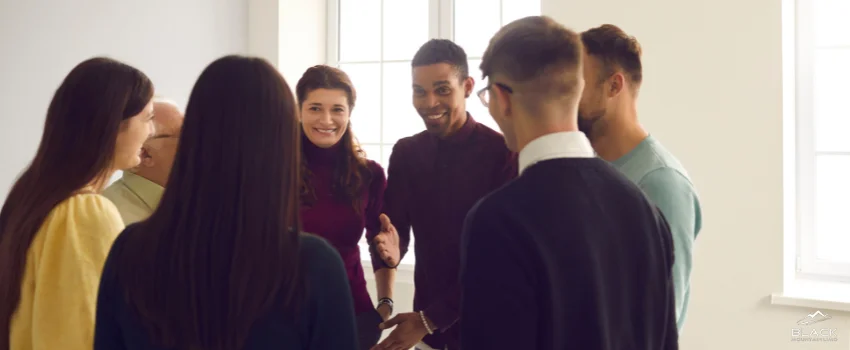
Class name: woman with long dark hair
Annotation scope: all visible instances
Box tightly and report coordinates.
[296,64,394,350]
[93,55,358,350]
[0,57,155,350]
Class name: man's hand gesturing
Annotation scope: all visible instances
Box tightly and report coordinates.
[373,214,400,267]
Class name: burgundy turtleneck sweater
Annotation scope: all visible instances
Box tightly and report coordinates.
[300,135,386,314]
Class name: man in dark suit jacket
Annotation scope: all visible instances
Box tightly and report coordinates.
[459,15,679,350]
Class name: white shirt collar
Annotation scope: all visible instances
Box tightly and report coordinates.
[518,131,595,174]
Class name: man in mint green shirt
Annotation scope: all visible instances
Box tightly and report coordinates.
[577,24,703,332]
[103,99,183,224]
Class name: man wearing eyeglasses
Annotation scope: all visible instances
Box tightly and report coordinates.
[458,16,679,349]
[370,39,517,350]
[103,98,183,224]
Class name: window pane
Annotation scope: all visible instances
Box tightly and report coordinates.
[383,0,429,61]
[382,62,424,143]
[813,48,850,152]
[340,63,383,144]
[339,0,381,62]
[501,0,541,24]
[381,143,394,170]
[466,59,502,133]
[454,0,501,58]
[360,144,382,165]
[815,155,850,263]
[813,0,850,47]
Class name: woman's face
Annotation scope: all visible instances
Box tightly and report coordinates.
[113,100,155,170]
[300,88,350,148]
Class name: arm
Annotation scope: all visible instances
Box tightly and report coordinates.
[460,199,535,349]
[33,195,124,350]
[307,236,359,350]
[639,168,700,329]
[94,229,129,350]
[372,142,412,269]
[362,162,396,317]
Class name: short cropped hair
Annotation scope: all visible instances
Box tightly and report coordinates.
[411,39,469,80]
[480,16,583,98]
[580,24,643,85]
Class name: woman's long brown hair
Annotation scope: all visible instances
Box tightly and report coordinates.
[0,57,153,349]
[117,55,304,350]
[295,65,372,212]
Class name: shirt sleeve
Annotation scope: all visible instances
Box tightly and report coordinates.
[373,142,412,270]
[363,162,388,268]
[638,168,700,329]
[304,235,359,350]
[94,228,130,350]
[459,198,536,349]
[33,195,124,350]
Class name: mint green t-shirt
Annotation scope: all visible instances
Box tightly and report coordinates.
[611,135,702,332]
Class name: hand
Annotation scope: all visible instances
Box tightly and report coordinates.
[376,303,392,321]
[370,312,430,350]
[373,214,400,267]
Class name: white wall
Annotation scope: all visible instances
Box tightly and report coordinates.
[0,0,248,200]
[543,0,850,349]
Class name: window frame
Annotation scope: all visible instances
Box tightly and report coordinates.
[791,0,850,282]
[327,0,539,267]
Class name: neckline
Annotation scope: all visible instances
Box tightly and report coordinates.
[302,132,343,163]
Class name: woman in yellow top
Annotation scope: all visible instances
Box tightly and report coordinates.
[0,57,155,350]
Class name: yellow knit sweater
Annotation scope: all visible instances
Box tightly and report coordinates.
[9,194,124,350]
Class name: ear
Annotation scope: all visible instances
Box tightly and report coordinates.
[492,84,513,119]
[463,76,475,98]
[139,146,155,168]
[608,73,626,98]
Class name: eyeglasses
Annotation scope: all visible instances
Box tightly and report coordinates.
[476,82,514,107]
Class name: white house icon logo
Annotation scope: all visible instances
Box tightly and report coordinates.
[796,310,832,326]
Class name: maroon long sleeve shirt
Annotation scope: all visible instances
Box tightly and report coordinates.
[368,115,517,349]
[302,136,386,315]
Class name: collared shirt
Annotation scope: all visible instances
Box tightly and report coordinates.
[374,114,517,350]
[518,131,595,174]
[102,172,164,225]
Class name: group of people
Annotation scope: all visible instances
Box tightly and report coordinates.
[0,15,701,350]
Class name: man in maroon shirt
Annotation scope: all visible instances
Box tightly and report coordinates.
[370,39,517,350]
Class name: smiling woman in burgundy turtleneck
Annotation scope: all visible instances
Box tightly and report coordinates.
[295,65,392,350]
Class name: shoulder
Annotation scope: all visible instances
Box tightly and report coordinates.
[299,232,342,264]
[364,159,386,179]
[639,167,697,196]
[393,133,426,154]
[55,193,124,227]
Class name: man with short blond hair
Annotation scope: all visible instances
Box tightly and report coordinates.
[460,16,678,349]
[103,98,183,224]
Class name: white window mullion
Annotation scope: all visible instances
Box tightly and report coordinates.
[437,0,453,39]
[325,0,340,66]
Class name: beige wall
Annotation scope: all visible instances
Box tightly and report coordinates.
[542,0,850,348]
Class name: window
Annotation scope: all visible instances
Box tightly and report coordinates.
[791,0,850,281]
[328,0,540,265]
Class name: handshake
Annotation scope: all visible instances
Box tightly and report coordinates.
[373,214,401,267]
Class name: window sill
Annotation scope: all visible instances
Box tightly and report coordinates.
[771,279,850,313]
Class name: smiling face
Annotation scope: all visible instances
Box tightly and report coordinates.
[412,63,474,138]
[113,100,155,170]
[300,88,350,148]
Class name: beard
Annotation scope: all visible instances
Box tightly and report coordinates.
[577,109,604,139]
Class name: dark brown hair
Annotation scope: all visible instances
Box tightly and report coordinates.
[295,65,372,213]
[118,55,304,350]
[412,39,470,81]
[0,57,153,349]
[581,24,643,86]
[481,16,583,98]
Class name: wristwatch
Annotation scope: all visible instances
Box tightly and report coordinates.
[377,297,394,314]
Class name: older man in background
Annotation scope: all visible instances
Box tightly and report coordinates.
[103,98,183,224]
